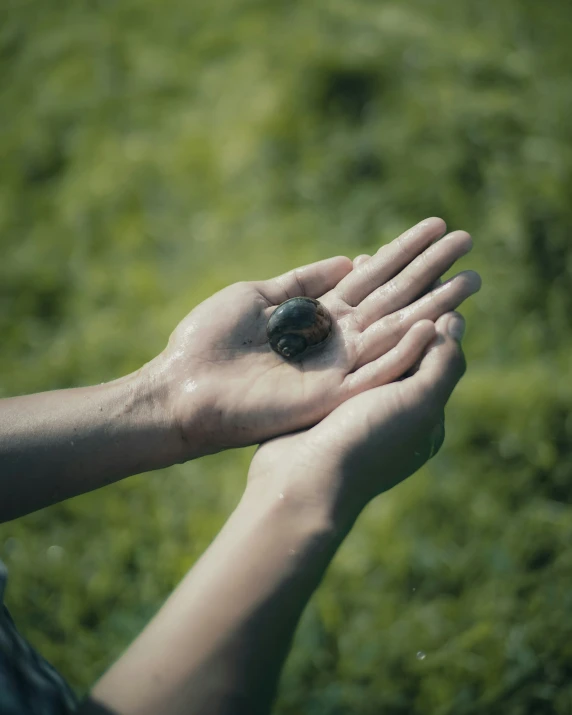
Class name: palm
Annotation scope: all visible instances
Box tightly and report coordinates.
[169,283,360,443]
[252,379,421,490]
[158,219,480,451]
[250,312,465,514]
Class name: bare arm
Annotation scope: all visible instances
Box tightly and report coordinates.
[80,312,469,715]
[0,371,183,523]
[0,219,479,523]
[83,481,347,715]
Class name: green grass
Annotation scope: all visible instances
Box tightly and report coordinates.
[2,0,572,711]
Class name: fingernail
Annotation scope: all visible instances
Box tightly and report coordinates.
[448,315,466,342]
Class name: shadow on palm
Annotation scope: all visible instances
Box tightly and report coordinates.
[155,218,480,451]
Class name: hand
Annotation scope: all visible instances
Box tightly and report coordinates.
[247,312,468,525]
[81,312,470,715]
[146,218,480,458]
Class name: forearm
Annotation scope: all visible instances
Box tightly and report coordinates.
[85,480,354,715]
[0,367,184,522]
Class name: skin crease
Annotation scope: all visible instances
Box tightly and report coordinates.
[0,217,480,713]
[148,218,480,457]
[0,218,480,523]
[248,313,463,510]
[82,312,470,715]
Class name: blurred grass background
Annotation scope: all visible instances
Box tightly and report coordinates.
[2,0,572,712]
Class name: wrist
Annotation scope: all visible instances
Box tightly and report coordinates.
[112,363,190,470]
[138,349,222,463]
[247,433,370,541]
[243,464,360,548]
[231,480,347,595]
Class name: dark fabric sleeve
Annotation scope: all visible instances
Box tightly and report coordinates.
[0,562,78,714]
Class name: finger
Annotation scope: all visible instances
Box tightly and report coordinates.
[401,297,439,378]
[258,255,353,304]
[404,312,467,412]
[356,271,480,367]
[345,320,436,396]
[353,254,370,268]
[425,277,442,294]
[336,217,447,307]
[410,277,442,314]
[356,231,473,328]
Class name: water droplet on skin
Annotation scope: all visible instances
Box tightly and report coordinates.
[416,651,426,661]
[288,549,296,556]
[278,493,285,500]
[183,379,198,394]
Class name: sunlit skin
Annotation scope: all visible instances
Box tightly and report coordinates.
[0,213,481,714]
[249,312,466,514]
[86,313,468,715]
[150,217,480,456]
[0,217,479,522]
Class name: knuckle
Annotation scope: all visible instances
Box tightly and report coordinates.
[233,280,250,294]
[388,312,406,344]
[291,268,305,296]
[353,306,367,333]
[384,276,402,299]
[394,236,411,262]
[353,331,367,366]
[361,260,379,291]
[428,287,445,311]
[417,245,433,269]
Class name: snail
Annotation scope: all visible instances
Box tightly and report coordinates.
[267,297,332,359]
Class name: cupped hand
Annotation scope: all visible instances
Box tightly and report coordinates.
[247,312,468,525]
[147,218,480,458]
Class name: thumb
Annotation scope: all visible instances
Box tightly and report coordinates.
[258,256,353,304]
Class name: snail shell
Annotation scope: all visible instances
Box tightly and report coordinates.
[267,297,332,359]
